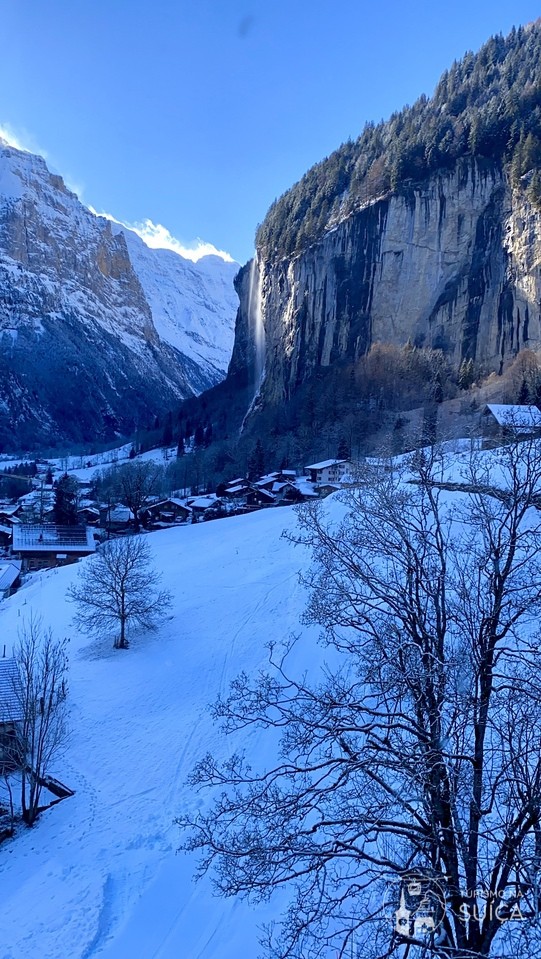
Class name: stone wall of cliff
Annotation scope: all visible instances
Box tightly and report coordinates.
[231,159,541,408]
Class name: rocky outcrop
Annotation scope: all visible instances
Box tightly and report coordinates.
[232,158,541,408]
[0,141,238,450]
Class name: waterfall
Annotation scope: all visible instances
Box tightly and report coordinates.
[247,256,265,390]
[240,257,266,433]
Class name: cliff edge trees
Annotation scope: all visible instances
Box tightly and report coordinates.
[257,21,541,259]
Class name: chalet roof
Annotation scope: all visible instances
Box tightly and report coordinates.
[102,506,134,523]
[0,524,12,537]
[190,496,221,510]
[0,505,20,516]
[294,479,319,497]
[0,658,24,722]
[144,498,190,513]
[305,459,348,471]
[17,490,55,506]
[0,560,21,592]
[254,488,275,501]
[485,404,541,430]
[226,484,249,494]
[12,525,96,554]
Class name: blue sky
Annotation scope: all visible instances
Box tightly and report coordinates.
[1,1,539,264]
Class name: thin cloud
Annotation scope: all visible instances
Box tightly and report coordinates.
[0,128,234,264]
[89,208,235,263]
[0,123,48,159]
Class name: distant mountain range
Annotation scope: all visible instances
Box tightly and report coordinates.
[0,140,239,451]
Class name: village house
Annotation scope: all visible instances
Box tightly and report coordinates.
[99,505,135,533]
[255,470,298,492]
[12,525,96,571]
[304,459,353,485]
[0,560,22,599]
[0,505,23,526]
[140,498,191,528]
[0,657,24,774]
[481,404,541,444]
[245,486,275,508]
[188,495,223,520]
[76,505,100,526]
[223,481,252,501]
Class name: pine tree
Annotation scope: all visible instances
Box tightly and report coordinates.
[248,439,266,480]
[54,473,79,525]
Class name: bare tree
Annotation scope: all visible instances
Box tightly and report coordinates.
[14,617,69,826]
[179,439,541,958]
[68,535,171,649]
[114,461,163,532]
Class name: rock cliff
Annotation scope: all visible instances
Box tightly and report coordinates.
[232,158,541,409]
[0,140,238,450]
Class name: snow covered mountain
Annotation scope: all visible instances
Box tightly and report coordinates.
[0,139,238,450]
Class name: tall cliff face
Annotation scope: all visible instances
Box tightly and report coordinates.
[232,159,541,409]
[0,141,238,450]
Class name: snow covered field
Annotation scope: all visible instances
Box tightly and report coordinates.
[0,506,319,959]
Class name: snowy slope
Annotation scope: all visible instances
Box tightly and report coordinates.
[0,506,320,959]
[116,226,238,381]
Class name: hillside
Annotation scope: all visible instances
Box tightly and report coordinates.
[2,440,540,957]
[0,507,318,959]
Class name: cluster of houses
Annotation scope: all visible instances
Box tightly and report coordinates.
[0,458,355,581]
[1,400,539,583]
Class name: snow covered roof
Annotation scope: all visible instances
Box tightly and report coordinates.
[485,404,541,430]
[226,484,247,494]
[105,506,134,523]
[12,525,96,554]
[190,497,220,509]
[0,505,20,516]
[255,488,275,501]
[144,498,190,512]
[305,459,348,471]
[0,560,21,593]
[294,480,319,497]
[0,658,24,722]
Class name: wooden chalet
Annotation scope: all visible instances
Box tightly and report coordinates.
[481,404,541,444]
[0,657,24,773]
[99,505,134,533]
[0,560,22,599]
[245,486,275,507]
[188,496,223,519]
[12,525,96,571]
[77,505,100,526]
[141,498,191,528]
